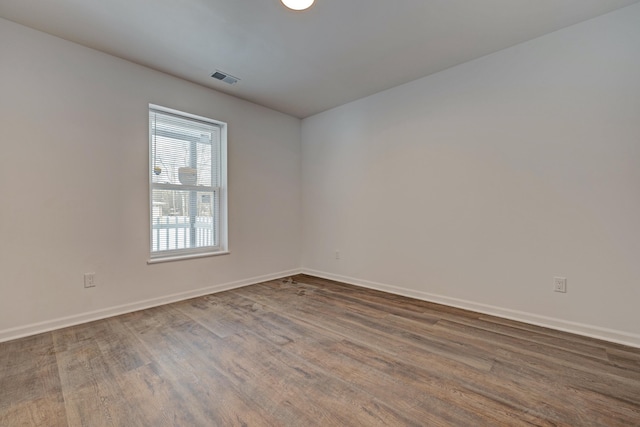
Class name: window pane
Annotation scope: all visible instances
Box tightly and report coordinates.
[150,113,218,187]
[151,189,217,252]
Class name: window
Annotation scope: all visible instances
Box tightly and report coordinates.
[149,105,227,261]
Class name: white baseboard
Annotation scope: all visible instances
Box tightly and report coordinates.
[0,269,302,343]
[4,267,638,349]
[302,268,640,349]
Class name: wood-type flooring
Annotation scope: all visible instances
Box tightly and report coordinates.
[1,274,639,426]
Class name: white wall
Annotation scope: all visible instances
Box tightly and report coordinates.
[0,18,302,340]
[302,4,640,346]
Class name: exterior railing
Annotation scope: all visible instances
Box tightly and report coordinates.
[152,216,214,252]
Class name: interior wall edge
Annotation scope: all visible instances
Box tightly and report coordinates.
[301,268,640,349]
[0,268,303,344]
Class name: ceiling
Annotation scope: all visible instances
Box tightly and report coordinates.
[1,0,638,118]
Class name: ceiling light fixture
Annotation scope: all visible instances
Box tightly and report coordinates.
[281,0,314,11]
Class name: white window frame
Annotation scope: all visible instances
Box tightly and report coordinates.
[148,104,228,263]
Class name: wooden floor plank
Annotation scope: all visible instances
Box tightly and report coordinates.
[434,319,640,385]
[0,334,67,426]
[234,283,495,371]
[180,292,478,425]
[123,304,325,426]
[1,275,639,426]
[446,316,610,361]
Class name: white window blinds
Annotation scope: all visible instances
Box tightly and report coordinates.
[149,105,227,259]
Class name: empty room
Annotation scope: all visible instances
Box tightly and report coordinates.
[1,0,639,425]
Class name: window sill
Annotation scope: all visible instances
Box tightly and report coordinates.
[147,250,230,264]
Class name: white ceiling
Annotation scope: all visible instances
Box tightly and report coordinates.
[1,0,638,118]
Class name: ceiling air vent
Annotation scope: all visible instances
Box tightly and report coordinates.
[211,70,240,85]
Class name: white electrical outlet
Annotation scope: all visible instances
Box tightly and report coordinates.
[553,277,567,293]
[335,250,340,260]
[84,273,96,288]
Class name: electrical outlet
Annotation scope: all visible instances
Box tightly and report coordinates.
[84,273,96,288]
[335,250,340,260]
[553,277,567,293]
